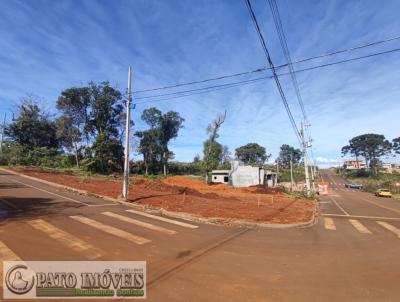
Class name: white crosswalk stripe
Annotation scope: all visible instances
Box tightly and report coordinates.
[348,219,372,234]
[126,209,199,229]
[0,241,21,290]
[376,221,400,238]
[324,218,336,230]
[27,219,104,259]
[70,215,151,245]
[101,212,177,235]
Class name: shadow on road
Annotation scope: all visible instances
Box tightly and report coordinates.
[0,196,85,222]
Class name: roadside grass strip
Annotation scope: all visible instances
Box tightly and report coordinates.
[70,216,151,245]
[27,219,104,259]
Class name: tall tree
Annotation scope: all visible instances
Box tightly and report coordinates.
[135,107,184,175]
[201,139,223,175]
[393,137,400,155]
[5,98,58,150]
[235,143,270,165]
[203,111,226,182]
[55,116,81,167]
[87,82,123,139]
[278,144,302,168]
[342,134,392,174]
[158,111,185,175]
[56,86,91,144]
[135,129,161,175]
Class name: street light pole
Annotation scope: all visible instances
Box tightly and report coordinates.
[122,66,132,200]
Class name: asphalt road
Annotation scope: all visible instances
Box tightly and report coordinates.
[1,169,400,302]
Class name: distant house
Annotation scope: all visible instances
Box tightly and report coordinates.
[344,159,367,170]
[381,163,400,174]
[211,161,277,188]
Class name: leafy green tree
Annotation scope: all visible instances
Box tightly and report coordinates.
[158,111,184,175]
[202,111,226,183]
[201,139,223,174]
[86,82,124,139]
[235,143,270,165]
[56,86,91,142]
[84,133,124,174]
[278,144,302,168]
[55,116,81,167]
[342,134,392,174]
[135,107,184,175]
[393,137,400,155]
[5,99,58,150]
[135,129,161,175]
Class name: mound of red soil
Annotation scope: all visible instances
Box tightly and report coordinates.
[9,168,315,224]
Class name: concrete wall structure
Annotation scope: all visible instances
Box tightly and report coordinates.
[211,161,277,188]
[211,170,230,184]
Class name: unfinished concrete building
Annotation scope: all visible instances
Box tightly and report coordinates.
[211,161,277,188]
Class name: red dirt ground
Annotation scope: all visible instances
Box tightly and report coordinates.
[10,168,315,224]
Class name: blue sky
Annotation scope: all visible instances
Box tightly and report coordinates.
[1,0,399,167]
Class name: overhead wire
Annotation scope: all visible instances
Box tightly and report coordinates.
[133,46,400,104]
[267,0,307,121]
[132,34,400,95]
[243,0,302,145]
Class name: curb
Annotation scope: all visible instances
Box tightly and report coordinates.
[0,167,317,229]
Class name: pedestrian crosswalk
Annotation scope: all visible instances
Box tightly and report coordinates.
[27,219,104,259]
[0,210,200,266]
[323,217,400,238]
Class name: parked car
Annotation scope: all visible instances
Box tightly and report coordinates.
[375,189,392,198]
[345,183,362,189]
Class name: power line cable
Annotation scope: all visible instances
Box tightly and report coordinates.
[133,46,400,103]
[244,0,302,144]
[267,0,307,121]
[133,35,400,95]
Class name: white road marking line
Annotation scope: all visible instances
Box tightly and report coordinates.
[0,240,20,260]
[88,203,119,207]
[349,219,372,234]
[102,212,177,235]
[324,218,336,230]
[0,175,89,206]
[70,216,151,245]
[126,209,199,229]
[359,197,400,215]
[376,221,400,238]
[322,213,400,221]
[27,219,104,259]
[318,201,331,204]
[330,197,349,216]
[0,241,21,290]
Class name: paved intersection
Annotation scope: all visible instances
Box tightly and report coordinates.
[1,169,400,301]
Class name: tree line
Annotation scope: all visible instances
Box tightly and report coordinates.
[0,83,305,176]
[342,133,400,174]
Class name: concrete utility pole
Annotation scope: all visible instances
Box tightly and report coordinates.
[309,154,316,193]
[276,160,279,183]
[0,113,6,154]
[301,123,311,196]
[122,66,132,200]
[290,154,294,192]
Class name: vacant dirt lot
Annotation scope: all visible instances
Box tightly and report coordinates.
[9,168,315,224]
